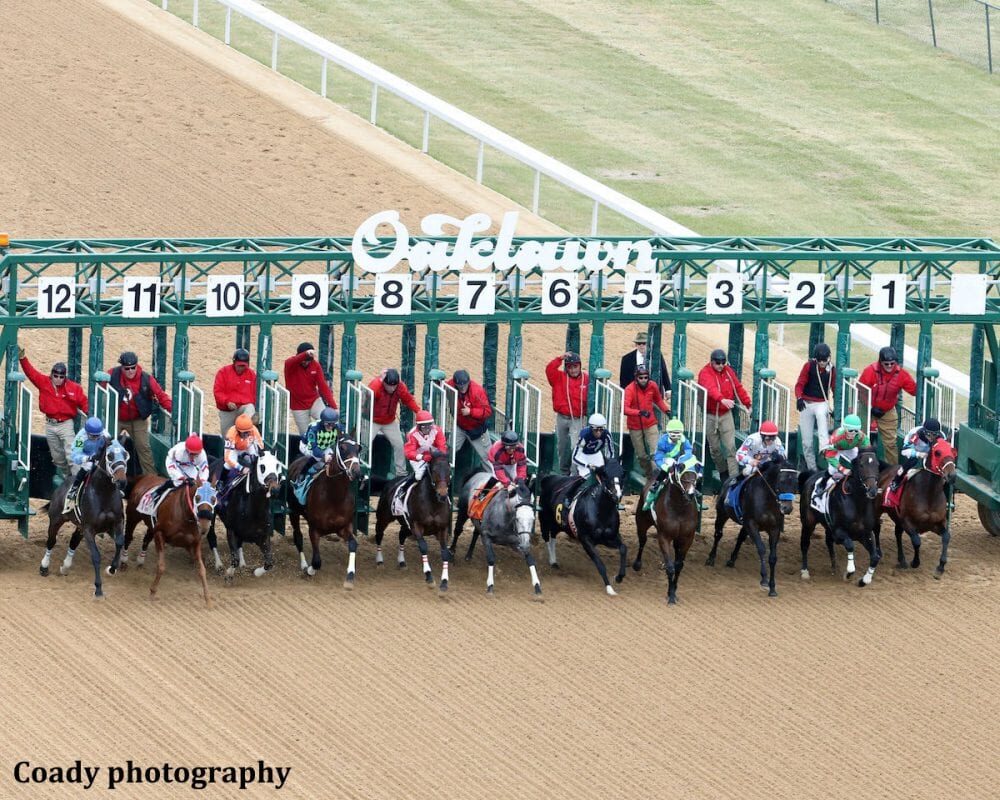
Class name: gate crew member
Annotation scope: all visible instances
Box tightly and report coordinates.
[404,410,447,481]
[109,351,172,475]
[370,368,421,479]
[18,347,88,484]
[697,349,751,485]
[446,369,493,469]
[859,346,916,466]
[619,330,670,393]
[214,348,257,437]
[284,342,337,437]
[148,435,209,505]
[547,352,590,476]
[623,364,670,477]
[795,342,835,472]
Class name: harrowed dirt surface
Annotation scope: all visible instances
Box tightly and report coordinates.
[2,1,1000,798]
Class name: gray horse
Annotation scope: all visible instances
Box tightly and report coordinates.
[451,473,541,598]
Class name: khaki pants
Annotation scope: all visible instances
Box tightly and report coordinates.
[556,413,585,476]
[454,427,491,469]
[706,412,738,477]
[372,420,406,477]
[120,418,155,475]
[218,403,256,437]
[292,397,327,436]
[629,426,660,476]
[45,419,76,477]
[876,407,900,465]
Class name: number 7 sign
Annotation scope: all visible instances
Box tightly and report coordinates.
[459,274,495,315]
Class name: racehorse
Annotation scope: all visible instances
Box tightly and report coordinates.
[451,473,541,598]
[538,456,627,596]
[374,451,453,593]
[634,463,699,604]
[209,452,284,581]
[122,475,218,605]
[878,437,957,575]
[706,455,798,597]
[287,436,363,588]
[41,437,130,598]
[799,447,882,587]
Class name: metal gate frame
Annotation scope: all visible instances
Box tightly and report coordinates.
[172,373,204,441]
[259,371,290,469]
[430,377,458,468]
[345,375,375,470]
[757,371,792,450]
[594,372,625,458]
[93,379,120,439]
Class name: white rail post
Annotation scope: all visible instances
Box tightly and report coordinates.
[271,32,279,70]
[193,0,199,27]
[224,7,232,44]
[532,170,541,215]
[422,111,430,153]
[476,140,484,184]
[370,84,379,124]
[321,58,328,98]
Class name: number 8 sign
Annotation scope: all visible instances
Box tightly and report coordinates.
[374,274,412,315]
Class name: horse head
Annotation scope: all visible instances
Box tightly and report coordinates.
[927,438,957,485]
[596,456,624,502]
[331,436,363,481]
[508,477,536,538]
[255,452,284,496]
[761,456,797,515]
[852,447,881,499]
[428,450,451,502]
[101,438,130,493]
[193,481,218,534]
[674,463,700,497]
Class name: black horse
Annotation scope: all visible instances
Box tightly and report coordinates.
[42,437,130,598]
[706,455,798,597]
[374,451,453,593]
[539,457,627,596]
[799,447,882,587]
[210,452,284,581]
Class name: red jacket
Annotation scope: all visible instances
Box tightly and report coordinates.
[545,356,589,418]
[20,357,88,421]
[623,380,670,431]
[445,378,492,432]
[403,425,447,461]
[283,352,336,411]
[213,364,257,411]
[697,363,751,417]
[859,362,917,412]
[111,366,172,422]
[487,440,528,484]
[370,377,420,425]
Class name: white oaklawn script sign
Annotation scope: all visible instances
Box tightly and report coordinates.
[351,210,656,274]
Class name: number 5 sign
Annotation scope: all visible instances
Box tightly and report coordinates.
[706,273,743,315]
[623,274,660,315]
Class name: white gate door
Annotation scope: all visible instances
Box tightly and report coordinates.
[676,378,708,465]
[345,379,375,470]
[173,378,204,441]
[922,375,958,444]
[510,377,542,468]
[595,377,625,458]
[758,376,792,450]
[259,377,290,469]
[840,374,872,435]
[93,382,119,439]
[430,379,458,467]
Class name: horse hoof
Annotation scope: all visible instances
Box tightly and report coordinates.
[896,561,909,570]
[424,573,435,587]
[725,560,736,569]
[843,571,854,581]
[631,560,642,572]
[253,567,267,578]
[605,585,618,597]
[464,555,473,563]
[93,592,105,600]
[911,560,920,569]
[439,579,449,593]
[800,569,810,580]
[760,582,769,592]
[615,574,624,584]
[306,566,316,577]
[857,578,868,587]
[667,595,677,605]
[343,578,355,591]
[549,562,560,570]
[39,566,49,577]
[768,589,778,597]
[398,561,407,570]
[105,565,116,577]
[705,557,715,567]
[533,584,543,597]
[486,585,495,596]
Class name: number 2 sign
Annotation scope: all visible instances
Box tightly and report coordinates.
[786,274,824,316]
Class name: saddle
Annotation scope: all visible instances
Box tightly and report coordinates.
[552,477,586,535]
[137,483,176,518]
[468,483,502,521]
[724,477,749,522]
[62,475,88,518]
[810,477,838,515]
[390,479,417,519]
[882,474,911,510]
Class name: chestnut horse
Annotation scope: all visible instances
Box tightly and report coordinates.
[287,436,363,588]
[123,476,218,605]
[878,438,957,575]
[634,463,700,604]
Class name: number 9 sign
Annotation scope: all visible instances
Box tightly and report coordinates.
[291,275,329,316]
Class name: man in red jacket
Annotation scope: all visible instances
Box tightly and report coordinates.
[284,342,337,436]
[623,365,670,476]
[109,351,173,475]
[19,347,88,483]
[213,348,258,436]
[697,349,751,483]
[445,369,493,468]
[859,346,917,466]
[546,351,590,476]
[369,368,421,478]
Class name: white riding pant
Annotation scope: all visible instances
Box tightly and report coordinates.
[798,401,831,470]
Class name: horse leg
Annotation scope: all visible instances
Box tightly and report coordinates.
[546,530,558,569]
[484,536,497,595]
[907,526,922,569]
[374,508,388,566]
[726,526,748,568]
[464,527,480,562]
[800,513,815,580]
[894,521,908,569]
[149,532,166,600]
[615,537,627,584]
[225,528,239,582]
[238,546,247,569]
[41,516,63,576]
[192,538,211,607]
[254,536,274,578]
[61,527,83,576]
[415,532,434,587]
[580,537,616,596]
[857,531,878,587]
[344,525,358,590]
[397,525,410,569]
[838,528,856,580]
[85,529,103,599]
[706,514,725,567]
[106,518,126,576]
[137,528,153,568]
[660,536,677,604]
[307,524,322,576]
[743,523,768,592]
[766,529,779,597]
[935,522,950,577]
[450,504,467,554]
[524,549,543,599]
[633,515,648,572]
[292,512,308,573]
[206,521,223,572]
[825,528,837,575]
[438,536,452,594]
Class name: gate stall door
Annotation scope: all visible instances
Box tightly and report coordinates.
[259,373,290,469]
[510,372,542,468]
[345,376,375,471]
[430,379,458,468]
[594,373,625,459]
[757,372,792,450]
[173,373,204,441]
[676,377,708,466]
[922,373,958,444]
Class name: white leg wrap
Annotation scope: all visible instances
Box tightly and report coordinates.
[846,552,856,575]
[212,549,223,570]
[41,551,51,569]
[397,546,406,565]
[441,561,449,582]
[421,554,431,574]
[529,564,540,587]
[487,564,495,588]
[253,566,267,578]
[605,584,617,596]
[348,552,357,574]
[547,539,557,565]
[299,552,308,570]
[238,548,246,568]
[375,547,384,565]
[862,566,875,585]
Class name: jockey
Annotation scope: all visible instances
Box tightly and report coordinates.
[644,419,702,511]
[301,406,342,458]
[735,420,786,478]
[403,409,447,481]
[223,413,265,474]
[67,416,111,496]
[819,414,871,490]
[572,413,615,479]
[150,435,209,503]
[481,430,528,496]
[889,417,943,493]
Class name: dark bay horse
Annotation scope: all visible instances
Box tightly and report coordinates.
[706,456,798,597]
[374,451,453,593]
[42,437,130,598]
[210,452,284,581]
[878,438,957,575]
[634,463,699,604]
[452,472,541,598]
[122,475,218,605]
[539,457,626,596]
[287,437,363,588]
[799,447,881,587]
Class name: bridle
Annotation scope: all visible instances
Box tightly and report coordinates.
[753,462,797,503]
[324,438,362,479]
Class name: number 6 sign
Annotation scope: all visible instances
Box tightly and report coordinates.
[541,274,578,315]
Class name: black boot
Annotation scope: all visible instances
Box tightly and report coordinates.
[888,467,904,493]
[718,470,730,486]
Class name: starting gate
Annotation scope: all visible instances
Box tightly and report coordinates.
[92,377,120,439]
[429,373,458,468]
[921,370,958,444]
[344,372,375,469]
[839,368,872,434]
[594,370,625,458]
[675,371,708,466]
[508,370,542,467]
[172,372,204,441]
[259,370,290,469]
[1,373,33,535]
[757,370,792,449]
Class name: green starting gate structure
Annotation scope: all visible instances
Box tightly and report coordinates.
[1,234,998,535]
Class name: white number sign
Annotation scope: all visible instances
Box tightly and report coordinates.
[458,274,496,315]
[949,274,987,315]
[870,274,907,315]
[706,273,743,315]
[206,275,245,318]
[37,276,76,319]
[623,274,660,315]
[374,274,412,315]
[291,274,329,316]
[541,274,578,315]
[122,276,161,319]
[787,274,824,316]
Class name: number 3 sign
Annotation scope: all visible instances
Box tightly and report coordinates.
[706,273,743,315]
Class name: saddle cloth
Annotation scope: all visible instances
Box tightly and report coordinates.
[724,478,748,522]
[137,486,172,517]
[810,479,836,515]
[468,484,502,521]
[292,468,319,506]
[391,481,417,518]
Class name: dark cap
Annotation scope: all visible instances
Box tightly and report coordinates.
[119,351,138,367]
[383,368,400,386]
[453,369,471,389]
[923,417,942,433]
[51,362,68,376]
[297,342,315,355]
[233,348,250,364]
[878,346,898,363]
[812,343,831,361]
[710,349,727,363]
[563,352,582,366]
[634,365,650,377]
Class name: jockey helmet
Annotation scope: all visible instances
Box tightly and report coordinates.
[634,365,650,379]
[812,342,831,361]
[588,413,607,429]
[235,414,254,433]
[843,414,862,432]
[415,410,434,427]
[118,351,138,367]
[320,407,339,426]
[501,430,520,447]
[383,368,400,386]
[666,418,685,440]
[923,417,942,434]
[185,434,204,454]
[84,417,104,436]
[233,348,250,364]
[710,349,727,364]
[878,346,898,364]
[759,420,779,437]
[563,352,582,366]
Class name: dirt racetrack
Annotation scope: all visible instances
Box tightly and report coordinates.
[2,1,1000,798]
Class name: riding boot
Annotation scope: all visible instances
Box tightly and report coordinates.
[888,466,905,494]
[643,473,665,512]
[718,470,729,487]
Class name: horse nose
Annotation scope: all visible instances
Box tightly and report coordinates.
[780,502,793,515]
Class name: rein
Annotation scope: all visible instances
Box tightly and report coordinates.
[752,465,797,503]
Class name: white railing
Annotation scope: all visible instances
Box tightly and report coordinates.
[840,375,872,436]
[430,380,458,467]
[94,383,120,439]
[156,0,692,237]
[676,379,708,465]
[345,379,375,469]
[757,376,792,451]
